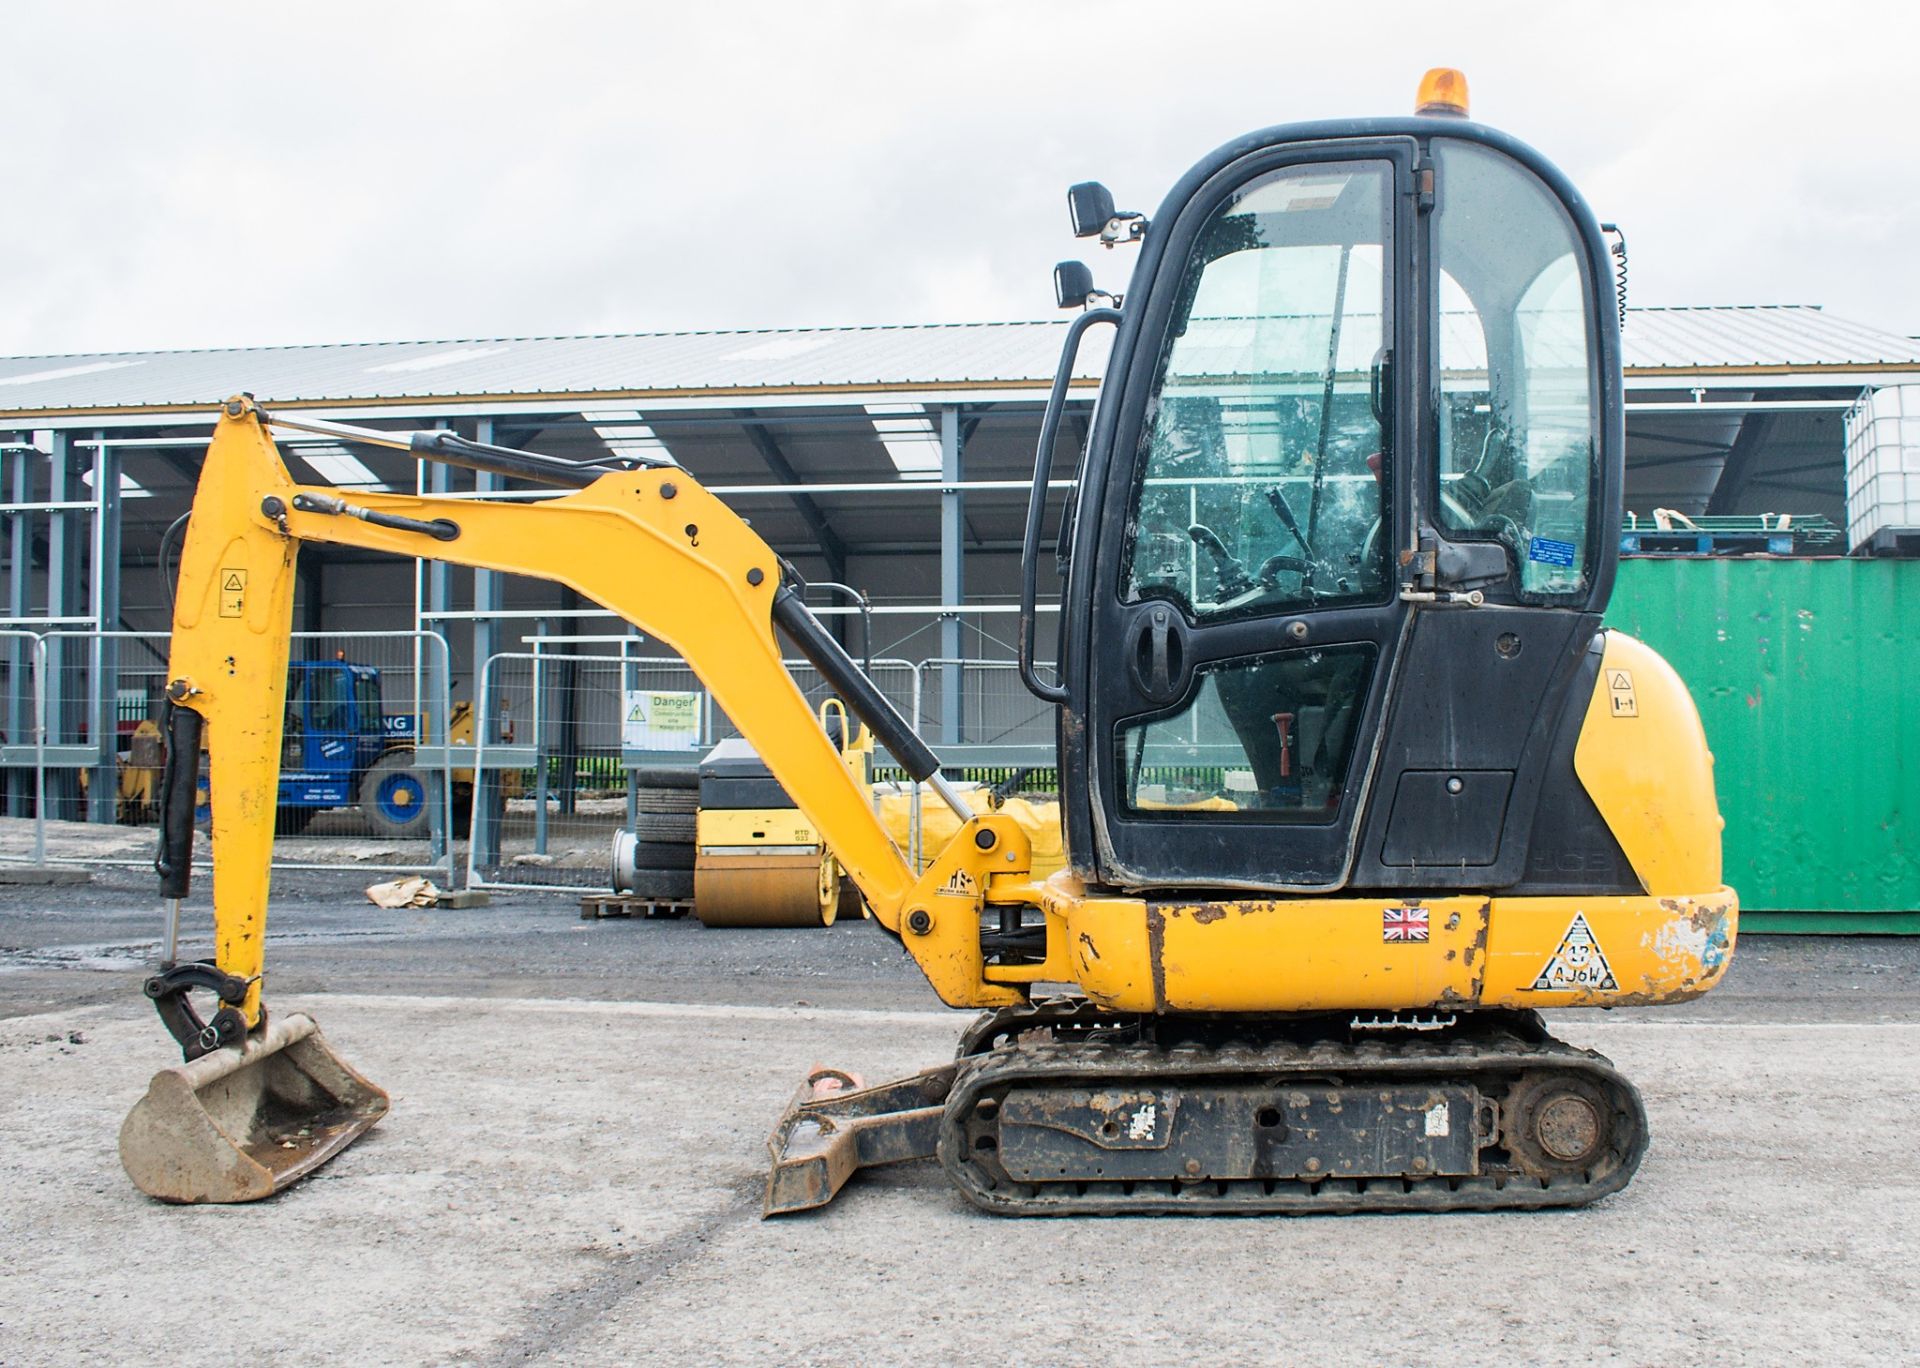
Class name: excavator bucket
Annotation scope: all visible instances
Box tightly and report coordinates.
[119,1013,388,1204]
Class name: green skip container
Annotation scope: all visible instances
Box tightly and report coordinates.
[1605,556,1919,933]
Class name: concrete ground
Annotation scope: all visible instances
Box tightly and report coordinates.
[1,865,1917,1365]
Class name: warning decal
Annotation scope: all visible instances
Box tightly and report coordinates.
[218,568,247,618]
[941,868,978,896]
[1607,668,1637,718]
[1531,912,1618,992]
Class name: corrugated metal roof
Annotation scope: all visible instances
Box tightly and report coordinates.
[1621,306,1920,371]
[1,306,1914,418]
[0,322,1109,417]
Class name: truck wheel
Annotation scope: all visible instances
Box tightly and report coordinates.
[360,753,431,839]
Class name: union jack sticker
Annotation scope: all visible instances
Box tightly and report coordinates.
[1382,906,1429,942]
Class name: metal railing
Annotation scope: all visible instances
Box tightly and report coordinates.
[3,631,1065,895]
[0,628,455,885]
[465,649,926,891]
[0,629,47,864]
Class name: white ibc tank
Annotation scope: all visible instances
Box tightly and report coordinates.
[1844,385,1920,553]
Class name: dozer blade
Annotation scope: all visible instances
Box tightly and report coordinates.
[119,1012,388,1204]
[763,1063,957,1215]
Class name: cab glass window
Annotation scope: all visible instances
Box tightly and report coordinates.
[1117,645,1376,819]
[354,674,383,729]
[309,667,356,732]
[1432,139,1597,598]
[1124,161,1393,621]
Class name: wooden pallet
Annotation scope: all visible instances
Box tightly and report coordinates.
[579,894,694,921]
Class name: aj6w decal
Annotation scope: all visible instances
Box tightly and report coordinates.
[1531,912,1618,991]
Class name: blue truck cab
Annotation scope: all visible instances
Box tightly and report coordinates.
[275,659,430,837]
[191,660,433,837]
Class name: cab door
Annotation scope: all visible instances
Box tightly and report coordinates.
[1081,142,1417,892]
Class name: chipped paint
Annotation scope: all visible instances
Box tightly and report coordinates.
[1643,899,1733,981]
[1144,905,1168,1012]
[1463,907,1490,970]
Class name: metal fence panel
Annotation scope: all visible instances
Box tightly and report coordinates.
[3,635,1080,894]
[916,658,1057,751]
[19,628,453,881]
[467,651,922,892]
[468,650,639,891]
[0,630,46,862]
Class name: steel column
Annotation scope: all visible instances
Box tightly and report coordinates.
[86,434,122,822]
[42,434,84,819]
[532,619,550,854]
[939,405,964,745]
[471,418,505,869]
[4,441,33,815]
[421,445,454,860]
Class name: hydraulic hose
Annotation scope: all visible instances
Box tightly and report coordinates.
[154,701,203,901]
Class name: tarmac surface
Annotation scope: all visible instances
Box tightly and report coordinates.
[1,862,1917,1364]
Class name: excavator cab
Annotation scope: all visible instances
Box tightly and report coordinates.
[1036,106,1627,897]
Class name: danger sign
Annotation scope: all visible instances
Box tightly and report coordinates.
[622,689,702,751]
[1531,912,1618,992]
[218,568,247,618]
[1607,668,1637,718]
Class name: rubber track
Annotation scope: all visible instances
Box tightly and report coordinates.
[936,1016,1647,1216]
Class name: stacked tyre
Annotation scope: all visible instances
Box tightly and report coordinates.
[610,766,698,903]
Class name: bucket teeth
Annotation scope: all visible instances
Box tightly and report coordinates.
[119,1012,388,1204]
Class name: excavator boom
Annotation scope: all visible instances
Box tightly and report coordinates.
[118,398,1041,1202]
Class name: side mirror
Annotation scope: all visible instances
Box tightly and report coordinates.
[1053,260,1095,310]
[1067,182,1115,238]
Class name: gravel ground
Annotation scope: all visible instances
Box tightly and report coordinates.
[0,863,1916,1364]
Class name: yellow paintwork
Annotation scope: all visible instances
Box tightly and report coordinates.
[897,809,1031,1007]
[698,807,821,847]
[166,413,300,1024]
[171,401,1025,1019]
[170,401,1736,1028]
[1035,872,1737,1014]
[1014,637,1741,1014]
[1575,631,1725,896]
[1481,890,1737,1006]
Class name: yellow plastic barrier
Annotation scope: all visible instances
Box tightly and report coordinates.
[880,788,1067,880]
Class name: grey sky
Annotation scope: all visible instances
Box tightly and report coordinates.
[4,0,1914,356]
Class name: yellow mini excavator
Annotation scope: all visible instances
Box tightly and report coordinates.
[120,71,1737,1214]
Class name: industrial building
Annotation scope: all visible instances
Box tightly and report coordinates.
[3,304,1916,920]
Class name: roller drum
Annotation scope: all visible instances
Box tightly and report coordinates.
[695,850,837,928]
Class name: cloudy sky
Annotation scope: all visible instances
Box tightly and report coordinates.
[4,1,1914,356]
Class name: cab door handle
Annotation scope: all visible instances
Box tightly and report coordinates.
[1132,605,1185,704]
